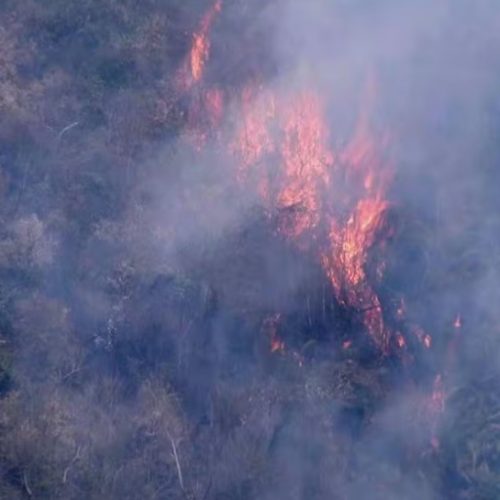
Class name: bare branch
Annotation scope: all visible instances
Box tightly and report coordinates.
[168,434,184,491]
[62,446,82,484]
[57,121,80,141]
[23,470,32,497]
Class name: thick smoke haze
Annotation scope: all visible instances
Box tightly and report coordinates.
[0,0,499,499]
[133,2,500,496]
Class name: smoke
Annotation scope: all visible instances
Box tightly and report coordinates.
[1,0,500,498]
[104,1,500,497]
[167,1,500,498]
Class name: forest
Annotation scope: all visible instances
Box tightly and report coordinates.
[0,1,500,499]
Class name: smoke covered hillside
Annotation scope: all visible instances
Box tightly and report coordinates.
[0,1,500,499]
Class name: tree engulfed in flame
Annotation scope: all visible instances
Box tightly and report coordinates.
[233,89,333,237]
[175,0,455,454]
[232,81,395,349]
[181,1,439,356]
[278,91,334,237]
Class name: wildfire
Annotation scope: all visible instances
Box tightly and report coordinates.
[175,5,441,360]
[185,87,225,149]
[233,88,332,237]
[271,337,286,354]
[278,91,333,237]
[321,81,395,350]
[231,79,396,349]
[163,6,465,473]
[191,0,222,81]
[263,313,285,354]
[233,87,277,187]
[178,0,222,90]
[178,5,396,349]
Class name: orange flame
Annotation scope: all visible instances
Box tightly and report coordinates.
[178,22,430,357]
[263,313,285,354]
[178,0,222,90]
[191,0,222,81]
[233,88,332,238]
[271,338,286,354]
[277,91,333,237]
[233,87,276,180]
[232,79,396,349]
[319,81,394,350]
[185,87,226,149]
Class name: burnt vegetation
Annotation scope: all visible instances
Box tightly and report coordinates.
[0,1,500,499]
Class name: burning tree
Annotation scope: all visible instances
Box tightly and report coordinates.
[0,1,499,499]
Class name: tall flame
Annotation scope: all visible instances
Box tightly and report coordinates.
[169,8,451,453]
[175,5,437,356]
[190,0,222,82]
[278,91,333,237]
[232,80,395,349]
[233,88,332,238]
[322,80,394,348]
[177,0,222,90]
